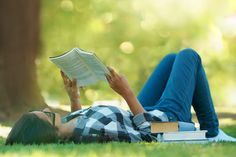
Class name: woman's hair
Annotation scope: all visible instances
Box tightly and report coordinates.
[5,113,58,145]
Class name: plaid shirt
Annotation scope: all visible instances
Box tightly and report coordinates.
[67,105,168,143]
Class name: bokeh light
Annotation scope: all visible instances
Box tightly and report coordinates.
[38,0,236,107]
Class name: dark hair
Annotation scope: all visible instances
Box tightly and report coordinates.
[5,113,58,145]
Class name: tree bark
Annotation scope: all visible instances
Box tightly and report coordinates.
[0,0,46,120]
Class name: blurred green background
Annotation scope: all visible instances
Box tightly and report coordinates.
[38,0,236,107]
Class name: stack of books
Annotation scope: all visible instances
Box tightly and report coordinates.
[151,121,209,143]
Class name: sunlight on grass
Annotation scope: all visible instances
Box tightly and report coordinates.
[219,119,236,125]
[0,125,11,138]
[1,142,236,157]
[215,106,236,114]
[1,125,236,157]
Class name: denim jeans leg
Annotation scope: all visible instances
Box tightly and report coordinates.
[155,48,219,137]
[137,53,177,110]
[155,48,201,122]
[192,61,219,137]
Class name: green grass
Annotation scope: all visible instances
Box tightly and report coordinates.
[1,125,236,157]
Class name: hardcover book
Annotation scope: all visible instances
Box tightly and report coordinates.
[151,121,196,133]
[156,130,209,143]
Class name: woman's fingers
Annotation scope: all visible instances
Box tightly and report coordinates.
[72,78,77,87]
[107,67,116,77]
[60,70,72,86]
[107,67,121,80]
[60,71,67,83]
[60,71,68,80]
[105,74,112,82]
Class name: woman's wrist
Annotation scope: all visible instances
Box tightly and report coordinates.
[70,96,82,111]
[68,92,79,101]
[70,97,80,103]
[121,89,135,100]
[121,89,145,115]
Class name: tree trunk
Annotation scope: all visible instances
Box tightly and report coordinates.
[0,0,46,120]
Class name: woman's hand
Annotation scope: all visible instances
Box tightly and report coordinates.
[60,71,80,101]
[105,67,133,97]
[60,71,82,111]
[105,67,145,115]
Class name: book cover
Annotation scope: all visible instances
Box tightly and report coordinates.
[151,122,179,133]
[151,121,196,133]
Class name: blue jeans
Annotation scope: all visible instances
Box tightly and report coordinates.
[137,48,219,137]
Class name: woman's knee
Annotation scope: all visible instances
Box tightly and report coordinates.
[178,48,201,63]
[162,53,177,62]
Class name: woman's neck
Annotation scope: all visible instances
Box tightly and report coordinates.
[57,118,77,138]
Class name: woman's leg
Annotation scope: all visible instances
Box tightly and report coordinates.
[137,53,177,110]
[154,48,219,137]
[191,58,219,137]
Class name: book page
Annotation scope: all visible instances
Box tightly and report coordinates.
[77,50,109,82]
[50,49,95,87]
[163,130,207,141]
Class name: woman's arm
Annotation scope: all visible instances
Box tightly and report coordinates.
[60,71,82,112]
[106,67,145,115]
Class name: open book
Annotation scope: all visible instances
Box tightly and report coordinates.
[49,48,109,87]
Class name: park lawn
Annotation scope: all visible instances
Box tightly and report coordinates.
[0,125,236,157]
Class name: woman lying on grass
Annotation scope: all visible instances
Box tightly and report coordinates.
[6,48,236,145]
